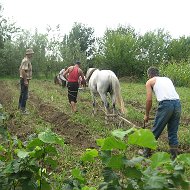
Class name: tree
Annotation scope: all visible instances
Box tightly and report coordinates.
[59,23,96,71]
[0,4,21,77]
[138,29,171,67]
[167,36,190,62]
[99,25,140,77]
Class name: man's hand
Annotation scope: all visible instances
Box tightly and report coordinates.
[81,79,86,87]
[24,80,28,86]
[144,114,149,122]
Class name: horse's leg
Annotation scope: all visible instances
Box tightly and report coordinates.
[91,93,96,115]
[99,93,109,114]
[99,92,109,124]
[111,93,116,114]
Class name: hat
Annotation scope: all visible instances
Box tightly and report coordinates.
[75,61,81,64]
[26,49,34,55]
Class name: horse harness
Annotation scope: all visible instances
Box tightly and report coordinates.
[87,68,113,94]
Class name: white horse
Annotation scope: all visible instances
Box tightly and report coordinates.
[86,68,125,116]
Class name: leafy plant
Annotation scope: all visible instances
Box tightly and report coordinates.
[0,110,64,190]
[64,128,190,190]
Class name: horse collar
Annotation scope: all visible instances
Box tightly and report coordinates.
[86,68,97,82]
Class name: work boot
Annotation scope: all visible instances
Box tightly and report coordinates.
[170,145,178,160]
[21,110,30,115]
[20,107,29,115]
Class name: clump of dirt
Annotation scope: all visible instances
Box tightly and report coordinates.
[29,93,97,149]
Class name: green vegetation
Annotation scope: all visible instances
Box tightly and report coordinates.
[0,79,190,189]
[72,129,190,190]
[1,2,190,189]
[0,107,64,190]
[1,4,190,81]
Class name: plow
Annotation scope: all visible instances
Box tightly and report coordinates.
[106,113,154,129]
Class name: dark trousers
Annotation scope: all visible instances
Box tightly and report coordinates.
[18,78,28,110]
[153,100,181,146]
[67,82,79,103]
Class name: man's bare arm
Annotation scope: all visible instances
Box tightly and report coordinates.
[144,80,153,121]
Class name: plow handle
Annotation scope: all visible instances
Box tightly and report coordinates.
[143,117,154,129]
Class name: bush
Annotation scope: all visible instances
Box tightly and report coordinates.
[159,61,190,87]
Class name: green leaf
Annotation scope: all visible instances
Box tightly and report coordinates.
[29,146,44,158]
[45,145,58,156]
[81,149,98,162]
[171,171,190,190]
[40,179,52,190]
[128,129,157,149]
[144,175,167,189]
[44,157,58,169]
[3,162,14,174]
[102,167,119,182]
[101,136,127,150]
[72,168,86,184]
[150,152,171,168]
[99,150,111,164]
[107,155,124,169]
[38,130,64,146]
[0,145,6,152]
[124,166,143,179]
[111,128,135,140]
[124,156,145,167]
[96,138,105,147]
[177,153,190,165]
[17,150,30,158]
[27,138,44,149]
[21,180,38,190]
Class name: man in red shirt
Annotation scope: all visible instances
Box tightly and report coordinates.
[63,61,86,113]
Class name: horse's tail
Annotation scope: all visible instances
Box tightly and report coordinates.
[111,76,126,114]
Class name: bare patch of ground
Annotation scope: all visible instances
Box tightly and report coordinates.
[29,93,96,149]
[0,81,96,149]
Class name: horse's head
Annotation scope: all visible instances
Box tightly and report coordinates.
[85,68,97,82]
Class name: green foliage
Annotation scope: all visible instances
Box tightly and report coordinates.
[64,128,190,190]
[0,108,64,190]
[100,25,141,77]
[60,22,96,71]
[128,128,157,149]
[167,36,190,62]
[81,149,98,162]
[138,29,171,66]
[159,62,190,87]
[1,4,190,82]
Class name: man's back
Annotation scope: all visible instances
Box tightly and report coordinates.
[153,77,179,102]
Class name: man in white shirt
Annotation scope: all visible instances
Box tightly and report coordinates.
[144,66,181,159]
[59,68,67,87]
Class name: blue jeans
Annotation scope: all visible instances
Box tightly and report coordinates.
[152,100,181,146]
[18,78,28,111]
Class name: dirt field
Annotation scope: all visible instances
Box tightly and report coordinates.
[0,81,96,149]
[0,80,189,154]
